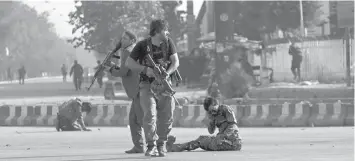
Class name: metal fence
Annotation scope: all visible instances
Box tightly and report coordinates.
[265,36,354,82]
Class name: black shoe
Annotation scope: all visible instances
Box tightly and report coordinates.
[125,146,144,154]
[167,135,176,144]
[186,141,200,151]
[145,146,158,157]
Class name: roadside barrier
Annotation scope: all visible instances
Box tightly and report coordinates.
[0,101,353,127]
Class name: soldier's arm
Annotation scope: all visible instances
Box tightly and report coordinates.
[289,46,294,55]
[166,38,179,75]
[126,41,146,73]
[73,103,86,130]
[110,50,131,77]
[221,105,238,124]
[79,65,84,75]
[206,114,216,134]
[110,67,129,77]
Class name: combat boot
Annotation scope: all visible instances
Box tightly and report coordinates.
[145,146,158,157]
[156,145,166,157]
[186,140,200,151]
[166,135,176,148]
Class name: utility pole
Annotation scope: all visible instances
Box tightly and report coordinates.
[186,0,196,53]
[299,0,305,36]
[345,27,351,87]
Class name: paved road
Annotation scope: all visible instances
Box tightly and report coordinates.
[0,127,353,161]
[0,76,353,105]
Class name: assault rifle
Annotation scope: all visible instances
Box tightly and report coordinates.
[87,42,122,91]
[145,54,180,106]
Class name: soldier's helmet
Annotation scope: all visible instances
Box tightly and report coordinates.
[203,96,219,111]
[82,102,92,113]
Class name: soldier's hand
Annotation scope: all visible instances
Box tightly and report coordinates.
[146,67,155,77]
[102,61,113,71]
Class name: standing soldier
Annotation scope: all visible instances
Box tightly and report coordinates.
[55,98,92,131]
[70,60,84,90]
[105,30,144,153]
[125,19,180,157]
[166,97,242,152]
[7,67,12,83]
[18,65,26,85]
[94,60,105,88]
[61,64,68,82]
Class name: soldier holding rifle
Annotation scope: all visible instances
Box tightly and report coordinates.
[125,19,180,157]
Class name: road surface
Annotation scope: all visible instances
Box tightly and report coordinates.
[0,76,353,105]
[0,127,353,161]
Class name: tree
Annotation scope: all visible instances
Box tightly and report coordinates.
[233,1,325,41]
[159,1,187,43]
[68,1,164,55]
[0,1,76,77]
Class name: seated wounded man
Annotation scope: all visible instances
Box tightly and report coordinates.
[166,97,242,152]
[55,98,92,131]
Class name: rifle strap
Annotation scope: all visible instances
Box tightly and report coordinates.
[147,37,153,59]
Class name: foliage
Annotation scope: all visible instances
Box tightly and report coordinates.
[233,1,325,41]
[68,1,164,55]
[0,1,76,77]
[159,1,186,42]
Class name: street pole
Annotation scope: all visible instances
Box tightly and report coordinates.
[345,27,351,87]
[186,0,196,53]
[299,0,305,37]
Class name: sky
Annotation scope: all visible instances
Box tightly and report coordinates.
[23,0,204,38]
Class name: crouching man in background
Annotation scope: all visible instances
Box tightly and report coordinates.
[55,98,92,132]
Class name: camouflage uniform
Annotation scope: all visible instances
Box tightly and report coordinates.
[56,98,88,131]
[167,104,242,152]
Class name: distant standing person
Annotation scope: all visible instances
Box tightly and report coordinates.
[289,41,303,82]
[18,65,26,85]
[70,60,84,90]
[94,60,105,88]
[7,67,12,83]
[61,64,68,82]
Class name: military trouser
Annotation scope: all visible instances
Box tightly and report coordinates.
[73,75,82,90]
[96,77,103,88]
[167,127,242,152]
[139,81,175,148]
[19,75,25,84]
[129,95,144,149]
[56,114,81,131]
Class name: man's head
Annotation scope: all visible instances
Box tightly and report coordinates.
[203,96,219,115]
[74,60,78,64]
[149,19,170,42]
[121,30,136,48]
[81,102,92,113]
[191,48,201,57]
